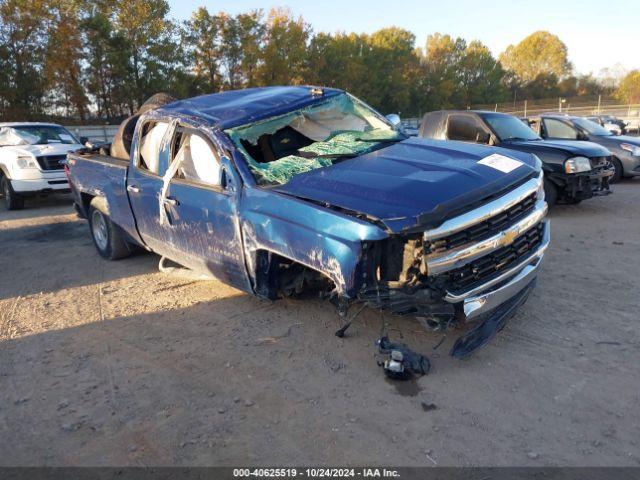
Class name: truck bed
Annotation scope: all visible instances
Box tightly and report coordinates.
[67,150,140,244]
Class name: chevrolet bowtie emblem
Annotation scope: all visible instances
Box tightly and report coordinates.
[500,229,518,247]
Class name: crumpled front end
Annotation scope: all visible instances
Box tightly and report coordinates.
[551,156,614,202]
[358,173,550,357]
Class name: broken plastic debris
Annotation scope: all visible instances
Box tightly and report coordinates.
[375,336,431,380]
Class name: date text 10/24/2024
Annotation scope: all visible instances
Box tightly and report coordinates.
[233,468,401,478]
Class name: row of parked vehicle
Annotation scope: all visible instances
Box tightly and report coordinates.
[0,87,638,366]
[412,109,640,205]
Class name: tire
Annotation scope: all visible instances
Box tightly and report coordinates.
[1,176,25,210]
[543,178,558,207]
[88,197,131,260]
[110,93,177,160]
[565,198,582,205]
[610,157,623,184]
[137,92,176,114]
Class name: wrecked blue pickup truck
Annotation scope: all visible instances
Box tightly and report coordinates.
[67,86,549,359]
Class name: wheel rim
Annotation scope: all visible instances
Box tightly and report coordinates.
[91,210,108,251]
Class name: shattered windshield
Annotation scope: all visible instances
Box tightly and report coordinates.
[225,93,406,185]
[482,113,540,142]
[0,125,80,146]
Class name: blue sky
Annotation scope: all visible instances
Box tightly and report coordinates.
[167,0,640,75]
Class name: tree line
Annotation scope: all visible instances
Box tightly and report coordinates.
[1,0,638,123]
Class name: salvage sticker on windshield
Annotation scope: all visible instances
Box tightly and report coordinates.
[478,154,523,173]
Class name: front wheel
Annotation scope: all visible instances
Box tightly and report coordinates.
[610,158,623,183]
[1,176,25,210]
[89,197,131,260]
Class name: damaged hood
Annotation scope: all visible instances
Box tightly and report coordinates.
[274,138,538,233]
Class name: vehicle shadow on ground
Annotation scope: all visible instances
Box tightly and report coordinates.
[0,194,75,222]
[0,216,159,300]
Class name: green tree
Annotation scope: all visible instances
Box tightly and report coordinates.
[520,73,560,99]
[259,8,310,85]
[616,70,640,104]
[365,27,418,114]
[82,6,131,118]
[458,40,507,106]
[419,33,466,110]
[113,0,178,111]
[307,32,368,96]
[46,0,89,120]
[499,31,571,83]
[182,7,222,93]
[0,0,49,119]
[236,10,265,88]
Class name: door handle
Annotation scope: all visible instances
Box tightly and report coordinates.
[163,196,179,206]
[127,185,140,193]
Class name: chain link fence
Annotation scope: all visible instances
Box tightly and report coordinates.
[402,96,640,133]
[63,124,119,143]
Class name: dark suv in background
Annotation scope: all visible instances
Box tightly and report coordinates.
[526,114,640,182]
[419,110,614,205]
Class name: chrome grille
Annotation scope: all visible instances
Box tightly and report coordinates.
[426,191,537,254]
[441,223,545,292]
[36,155,67,170]
[422,173,548,295]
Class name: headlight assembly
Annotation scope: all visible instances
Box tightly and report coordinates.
[564,156,591,174]
[621,143,640,156]
[16,156,39,169]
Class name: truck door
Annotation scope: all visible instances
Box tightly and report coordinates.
[159,125,250,291]
[126,119,177,256]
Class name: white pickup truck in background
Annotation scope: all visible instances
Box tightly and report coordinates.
[0,122,86,210]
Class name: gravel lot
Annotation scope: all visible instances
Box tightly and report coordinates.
[1,179,639,467]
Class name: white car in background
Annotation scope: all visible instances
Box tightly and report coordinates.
[0,122,85,210]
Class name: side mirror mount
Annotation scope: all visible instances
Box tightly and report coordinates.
[577,131,589,141]
[219,156,235,192]
[385,113,402,129]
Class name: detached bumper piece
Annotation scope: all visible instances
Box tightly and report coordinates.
[450,277,536,359]
[442,221,549,357]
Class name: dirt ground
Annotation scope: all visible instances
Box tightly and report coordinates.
[1,180,639,467]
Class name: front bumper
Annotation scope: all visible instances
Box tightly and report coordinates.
[360,174,549,357]
[442,219,549,357]
[552,167,613,201]
[444,219,550,321]
[11,177,70,194]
